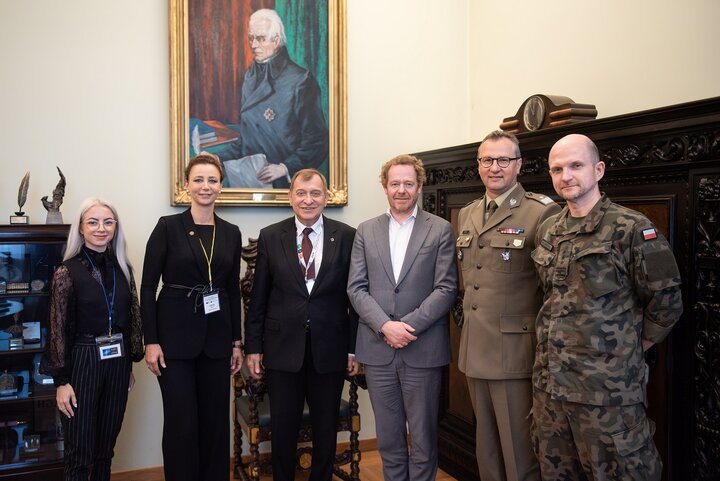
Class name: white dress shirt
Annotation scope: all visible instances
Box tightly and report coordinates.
[295,216,324,294]
[386,205,418,283]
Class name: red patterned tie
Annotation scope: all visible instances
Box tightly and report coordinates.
[302,227,315,280]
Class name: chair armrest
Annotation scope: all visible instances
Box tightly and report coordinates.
[238,362,267,398]
[346,373,368,390]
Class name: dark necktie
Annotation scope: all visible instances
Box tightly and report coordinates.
[302,227,315,280]
[486,200,498,221]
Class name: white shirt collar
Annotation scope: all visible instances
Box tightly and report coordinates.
[295,216,324,235]
[385,205,419,225]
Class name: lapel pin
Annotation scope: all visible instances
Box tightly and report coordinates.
[509,198,517,206]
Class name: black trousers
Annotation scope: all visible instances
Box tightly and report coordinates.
[64,342,131,481]
[266,333,345,481]
[157,353,231,481]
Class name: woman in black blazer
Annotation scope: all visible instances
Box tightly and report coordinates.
[141,153,243,481]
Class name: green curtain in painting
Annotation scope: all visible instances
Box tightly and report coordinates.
[276,0,329,119]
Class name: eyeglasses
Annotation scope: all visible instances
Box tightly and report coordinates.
[477,157,520,168]
[83,219,117,230]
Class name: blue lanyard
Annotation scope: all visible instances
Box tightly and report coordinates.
[83,250,116,336]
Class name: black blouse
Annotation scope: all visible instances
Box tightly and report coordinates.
[40,248,144,385]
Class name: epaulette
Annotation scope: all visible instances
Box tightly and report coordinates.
[462,198,483,208]
[525,192,554,205]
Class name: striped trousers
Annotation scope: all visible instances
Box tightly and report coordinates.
[63,340,131,481]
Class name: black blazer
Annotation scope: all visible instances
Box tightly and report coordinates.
[245,216,358,374]
[141,209,242,359]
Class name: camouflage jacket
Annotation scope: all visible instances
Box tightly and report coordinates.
[531,194,682,406]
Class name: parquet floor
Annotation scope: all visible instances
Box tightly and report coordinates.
[111,449,458,480]
[333,449,457,481]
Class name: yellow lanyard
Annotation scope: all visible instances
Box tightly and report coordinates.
[198,224,216,288]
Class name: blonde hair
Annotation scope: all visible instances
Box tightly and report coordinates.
[64,197,132,283]
[379,154,426,187]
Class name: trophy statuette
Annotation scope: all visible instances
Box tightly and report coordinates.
[10,172,30,224]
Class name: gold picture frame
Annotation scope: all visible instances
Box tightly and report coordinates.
[169,0,347,206]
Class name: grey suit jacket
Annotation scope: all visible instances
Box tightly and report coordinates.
[347,208,457,368]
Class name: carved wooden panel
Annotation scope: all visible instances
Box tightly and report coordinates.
[416,97,720,481]
[691,173,720,480]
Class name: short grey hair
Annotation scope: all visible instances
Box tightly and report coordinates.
[479,130,521,158]
[250,9,287,47]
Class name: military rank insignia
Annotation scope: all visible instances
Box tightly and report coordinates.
[456,234,472,248]
[536,194,553,205]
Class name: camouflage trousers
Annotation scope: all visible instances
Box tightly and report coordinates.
[531,389,662,481]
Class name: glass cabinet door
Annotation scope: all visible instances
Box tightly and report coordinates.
[0,224,68,479]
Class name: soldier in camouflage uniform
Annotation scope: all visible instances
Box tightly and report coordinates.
[531,134,683,481]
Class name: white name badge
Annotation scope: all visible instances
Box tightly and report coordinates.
[203,290,221,314]
[95,333,124,361]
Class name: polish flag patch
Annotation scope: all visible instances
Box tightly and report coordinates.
[642,228,657,241]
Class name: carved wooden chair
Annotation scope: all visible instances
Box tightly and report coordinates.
[233,239,365,481]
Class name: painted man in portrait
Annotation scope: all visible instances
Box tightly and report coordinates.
[216,8,328,189]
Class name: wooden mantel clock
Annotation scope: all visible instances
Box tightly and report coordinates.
[500,94,598,133]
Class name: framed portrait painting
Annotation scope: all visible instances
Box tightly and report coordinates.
[169,0,347,205]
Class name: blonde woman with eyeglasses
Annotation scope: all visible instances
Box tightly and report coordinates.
[41,197,144,481]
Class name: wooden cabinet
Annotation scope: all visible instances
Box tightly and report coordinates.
[0,225,68,480]
[415,97,720,481]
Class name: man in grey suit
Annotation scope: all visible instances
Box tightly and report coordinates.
[347,154,457,481]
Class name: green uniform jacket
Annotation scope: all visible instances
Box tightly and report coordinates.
[457,183,560,379]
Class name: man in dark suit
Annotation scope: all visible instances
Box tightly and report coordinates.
[347,154,457,481]
[245,168,358,481]
[456,130,560,481]
[218,8,328,188]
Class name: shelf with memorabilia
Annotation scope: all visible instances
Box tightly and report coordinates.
[0,224,68,480]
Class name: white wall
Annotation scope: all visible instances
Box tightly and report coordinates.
[1,0,718,473]
[469,0,720,136]
[0,0,470,472]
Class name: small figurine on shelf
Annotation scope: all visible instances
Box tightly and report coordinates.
[7,312,24,349]
[41,166,66,224]
[0,370,17,396]
[10,171,30,224]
